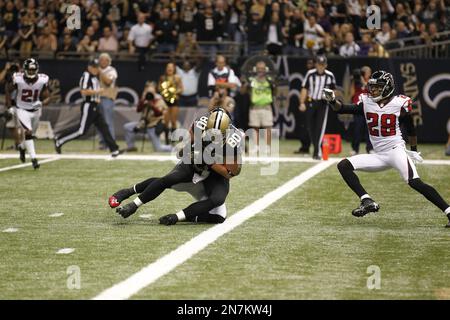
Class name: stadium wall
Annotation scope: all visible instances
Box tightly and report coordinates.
[1,57,449,143]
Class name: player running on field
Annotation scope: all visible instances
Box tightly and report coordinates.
[5,58,49,169]
[323,70,450,227]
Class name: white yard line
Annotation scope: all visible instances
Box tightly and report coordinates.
[0,153,448,165]
[0,157,60,172]
[92,160,337,300]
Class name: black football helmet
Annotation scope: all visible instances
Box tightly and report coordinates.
[367,70,395,102]
[23,58,39,80]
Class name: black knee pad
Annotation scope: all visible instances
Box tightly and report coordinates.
[337,159,354,173]
[408,178,423,190]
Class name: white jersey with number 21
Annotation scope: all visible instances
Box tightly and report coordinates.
[13,72,49,110]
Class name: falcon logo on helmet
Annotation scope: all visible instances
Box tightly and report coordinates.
[367,70,395,102]
[23,58,39,80]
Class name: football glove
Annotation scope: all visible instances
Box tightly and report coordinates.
[405,150,423,164]
[322,88,336,103]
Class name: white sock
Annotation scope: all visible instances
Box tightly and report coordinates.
[24,139,36,159]
[176,210,186,221]
[133,197,143,207]
[360,194,371,201]
[445,207,450,215]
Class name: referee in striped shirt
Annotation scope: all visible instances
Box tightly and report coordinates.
[54,58,121,157]
[299,55,336,160]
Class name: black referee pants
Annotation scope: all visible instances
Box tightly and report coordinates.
[137,163,229,221]
[306,100,329,158]
[55,102,119,152]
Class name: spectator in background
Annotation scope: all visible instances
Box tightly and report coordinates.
[154,7,178,54]
[284,8,304,56]
[97,52,119,150]
[196,4,219,59]
[123,84,172,153]
[207,55,241,98]
[85,26,100,47]
[77,35,96,53]
[128,13,153,71]
[12,22,35,58]
[179,3,196,35]
[118,27,130,52]
[86,2,103,22]
[319,35,339,56]
[58,33,76,52]
[316,6,332,34]
[246,10,267,55]
[303,14,325,54]
[395,20,411,39]
[3,1,19,38]
[375,21,394,45]
[266,12,285,56]
[36,26,57,53]
[175,31,201,59]
[358,33,372,56]
[98,26,119,52]
[208,87,235,115]
[176,60,200,108]
[214,0,229,42]
[339,32,360,57]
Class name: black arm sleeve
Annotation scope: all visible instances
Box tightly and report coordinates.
[331,101,365,116]
[399,108,416,136]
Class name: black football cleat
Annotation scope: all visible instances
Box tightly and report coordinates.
[159,214,178,226]
[54,139,61,154]
[19,146,26,163]
[352,198,380,217]
[111,149,124,158]
[116,202,138,218]
[108,188,135,208]
[31,158,40,170]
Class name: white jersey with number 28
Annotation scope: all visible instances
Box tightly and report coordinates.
[359,93,412,153]
[13,72,49,110]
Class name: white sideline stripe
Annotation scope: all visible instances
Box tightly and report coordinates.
[2,228,19,233]
[0,157,60,172]
[49,212,64,218]
[1,153,449,165]
[92,160,337,300]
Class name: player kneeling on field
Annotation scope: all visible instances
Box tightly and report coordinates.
[323,71,450,227]
[108,108,243,225]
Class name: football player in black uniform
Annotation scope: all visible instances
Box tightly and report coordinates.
[108,108,243,225]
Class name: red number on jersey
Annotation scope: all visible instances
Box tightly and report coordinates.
[366,113,379,136]
[21,89,39,103]
[366,113,397,137]
[380,114,396,136]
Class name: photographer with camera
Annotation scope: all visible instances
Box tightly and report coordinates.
[350,66,373,155]
[123,83,172,153]
[208,87,235,116]
[0,61,22,150]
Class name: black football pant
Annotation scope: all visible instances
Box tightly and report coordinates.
[297,111,311,152]
[306,100,328,158]
[136,163,229,221]
[55,102,119,152]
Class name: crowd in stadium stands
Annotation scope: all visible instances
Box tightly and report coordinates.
[0,0,448,59]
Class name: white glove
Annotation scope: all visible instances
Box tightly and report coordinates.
[322,88,335,102]
[32,101,42,109]
[406,150,423,164]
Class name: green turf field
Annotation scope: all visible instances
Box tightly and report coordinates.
[0,139,449,299]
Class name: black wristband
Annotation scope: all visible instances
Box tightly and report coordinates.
[411,145,418,152]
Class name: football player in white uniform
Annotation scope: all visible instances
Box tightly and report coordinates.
[5,58,49,169]
[323,71,450,227]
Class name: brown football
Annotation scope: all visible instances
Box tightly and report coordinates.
[225,163,241,176]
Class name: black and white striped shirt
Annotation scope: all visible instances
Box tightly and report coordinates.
[79,71,100,103]
[302,68,336,101]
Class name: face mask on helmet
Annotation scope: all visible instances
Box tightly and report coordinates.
[24,59,39,79]
[368,81,384,102]
[367,71,394,102]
